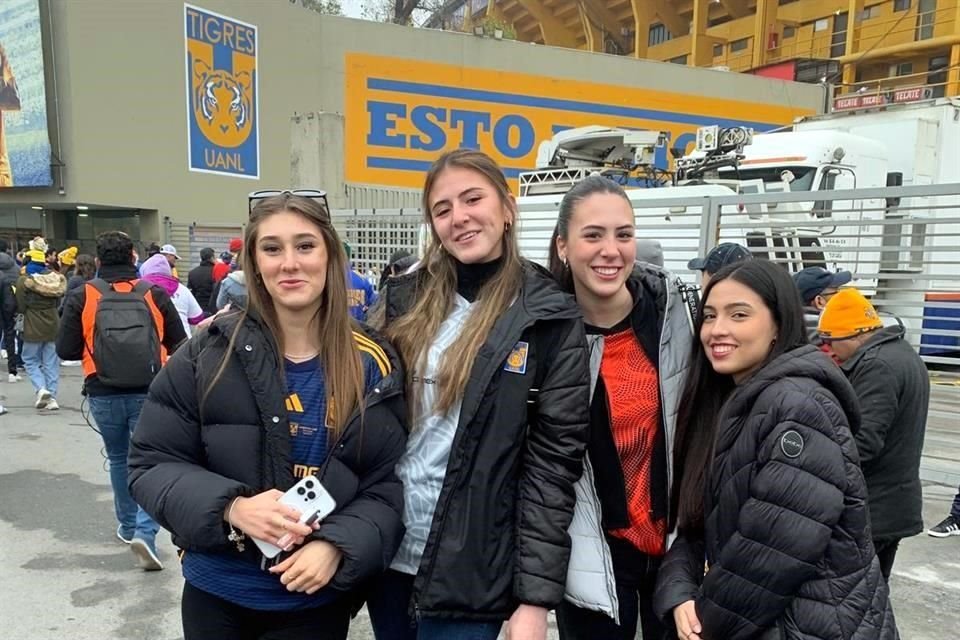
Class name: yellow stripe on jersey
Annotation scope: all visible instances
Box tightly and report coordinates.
[285,393,304,413]
[352,331,391,377]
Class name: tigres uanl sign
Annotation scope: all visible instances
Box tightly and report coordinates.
[184,4,259,179]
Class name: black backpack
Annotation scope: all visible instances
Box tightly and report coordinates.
[87,279,162,388]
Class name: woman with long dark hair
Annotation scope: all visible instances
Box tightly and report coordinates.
[129,193,408,640]
[654,259,898,640]
[546,175,692,640]
[367,149,590,640]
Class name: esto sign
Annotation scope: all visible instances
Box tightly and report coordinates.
[345,53,812,189]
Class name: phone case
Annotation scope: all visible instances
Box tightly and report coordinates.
[253,475,337,559]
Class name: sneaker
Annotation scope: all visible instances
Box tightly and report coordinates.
[928,515,960,538]
[116,525,135,545]
[34,388,51,409]
[0,405,7,415]
[60,360,81,367]
[7,373,19,383]
[46,399,59,411]
[130,537,163,571]
[1,348,7,359]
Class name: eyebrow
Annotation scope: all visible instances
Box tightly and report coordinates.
[258,233,320,242]
[431,187,484,212]
[703,301,754,311]
[580,224,635,232]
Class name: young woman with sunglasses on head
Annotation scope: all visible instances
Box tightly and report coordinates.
[653,259,898,640]
[366,149,591,640]
[546,176,693,640]
[129,192,408,640]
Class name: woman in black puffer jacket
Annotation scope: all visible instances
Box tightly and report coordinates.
[654,260,898,640]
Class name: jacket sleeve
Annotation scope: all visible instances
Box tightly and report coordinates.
[128,340,252,549]
[849,360,897,465]
[14,275,24,314]
[654,533,706,622]
[56,287,86,361]
[149,286,188,353]
[695,387,848,639]
[515,318,591,608]
[313,399,408,592]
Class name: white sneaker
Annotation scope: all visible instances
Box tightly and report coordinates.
[60,360,81,367]
[7,373,19,383]
[46,399,59,411]
[35,388,51,409]
[0,405,7,415]
[1,349,7,359]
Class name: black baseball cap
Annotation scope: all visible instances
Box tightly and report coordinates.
[687,243,752,274]
[792,267,852,305]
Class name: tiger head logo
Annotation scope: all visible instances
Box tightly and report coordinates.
[192,60,253,148]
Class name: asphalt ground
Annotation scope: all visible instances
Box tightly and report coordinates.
[1,367,957,639]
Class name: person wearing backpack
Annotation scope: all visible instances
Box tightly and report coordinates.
[16,246,67,410]
[57,230,187,571]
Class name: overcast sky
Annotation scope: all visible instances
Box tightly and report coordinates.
[340,0,365,18]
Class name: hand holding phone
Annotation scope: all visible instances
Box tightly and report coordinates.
[252,476,337,559]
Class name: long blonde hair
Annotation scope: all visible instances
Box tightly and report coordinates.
[385,149,523,417]
[204,194,365,437]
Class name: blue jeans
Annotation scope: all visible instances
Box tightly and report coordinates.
[88,394,159,542]
[367,570,502,640]
[21,341,59,396]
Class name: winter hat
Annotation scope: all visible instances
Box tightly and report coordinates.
[139,253,173,278]
[29,236,48,254]
[229,238,243,253]
[58,246,78,266]
[818,288,883,340]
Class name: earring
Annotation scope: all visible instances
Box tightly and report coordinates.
[562,256,568,268]
[504,221,512,232]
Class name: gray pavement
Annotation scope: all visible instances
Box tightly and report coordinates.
[1,366,958,640]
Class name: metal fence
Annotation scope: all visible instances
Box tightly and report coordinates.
[163,218,245,279]
[329,208,425,277]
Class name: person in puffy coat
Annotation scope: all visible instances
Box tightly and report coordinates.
[367,149,590,640]
[547,176,693,640]
[654,259,898,640]
[128,193,408,640]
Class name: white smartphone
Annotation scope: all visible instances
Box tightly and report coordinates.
[253,475,337,559]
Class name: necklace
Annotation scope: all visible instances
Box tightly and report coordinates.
[284,350,319,362]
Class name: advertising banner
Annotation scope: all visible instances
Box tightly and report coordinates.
[184,4,259,179]
[0,0,52,188]
[345,53,814,189]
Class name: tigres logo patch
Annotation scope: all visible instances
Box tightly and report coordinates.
[191,62,253,148]
[504,341,529,375]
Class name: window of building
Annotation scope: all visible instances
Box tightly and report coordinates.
[730,38,749,53]
[831,12,848,57]
[889,61,914,76]
[783,25,796,38]
[858,5,881,20]
[778,0,799,4]
[894,0,910,10]
[713,43,724,57]
[915,0,936,40]
[814,18,829,31]
[668,54,688,65]
[708,15,732,27]
[928,54,948,97]
[648,23,672,46]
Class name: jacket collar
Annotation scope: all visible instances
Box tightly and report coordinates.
[839,324,905,373]
[98,263,139,282]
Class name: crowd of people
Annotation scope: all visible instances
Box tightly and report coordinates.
[1,149,955,640]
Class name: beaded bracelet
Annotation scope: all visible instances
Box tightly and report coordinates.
[226,497,246,552]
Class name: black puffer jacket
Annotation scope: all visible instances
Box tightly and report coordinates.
[382,260,590,620]
[128,311,408,593]
[654,346,898,640]
[841,324,929,542]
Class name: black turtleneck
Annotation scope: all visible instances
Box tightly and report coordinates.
[455,256,504,302]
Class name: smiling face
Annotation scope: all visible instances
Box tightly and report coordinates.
[556,192,636,307]
[254,210,329,316]
[428,166,513,264]
[701,278,779,384]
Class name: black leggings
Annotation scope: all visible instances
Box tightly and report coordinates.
[181,581,350,640]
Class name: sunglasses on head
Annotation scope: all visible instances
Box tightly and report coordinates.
[248,189,329,217]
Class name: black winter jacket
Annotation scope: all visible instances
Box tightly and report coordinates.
[187,260,216,316]
[654,346,898,640]
[381,260,590,620]
[841,324,929,541]
[128,311,409,594]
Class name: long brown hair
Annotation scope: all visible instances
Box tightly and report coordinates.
[384,149,523,417]
[204,194,365,437]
